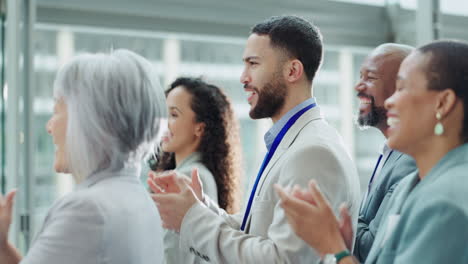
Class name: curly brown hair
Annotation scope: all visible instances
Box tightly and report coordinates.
[150,77,242,213]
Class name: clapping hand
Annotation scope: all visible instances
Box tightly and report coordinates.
[0,190,17,248]
[147,168,204,232]
[274,180,350,256]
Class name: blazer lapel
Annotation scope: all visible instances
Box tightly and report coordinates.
[244,107,322,231]
[254,107,323,195]
[366,171,419,263]
[362,151,402,215]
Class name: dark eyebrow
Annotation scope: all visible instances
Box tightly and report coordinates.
[169,106,183,114]
[243,56,260,63]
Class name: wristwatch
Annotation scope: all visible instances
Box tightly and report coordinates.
[322,249,351,264]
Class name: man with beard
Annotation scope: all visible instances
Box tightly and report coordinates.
[148,15,360,263]
[352,43,417,262]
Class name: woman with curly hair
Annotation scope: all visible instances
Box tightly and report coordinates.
[149,77,242,264]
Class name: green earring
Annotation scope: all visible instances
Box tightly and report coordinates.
[434,112,444,136]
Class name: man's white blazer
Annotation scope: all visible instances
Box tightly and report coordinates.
[179,106,361,263]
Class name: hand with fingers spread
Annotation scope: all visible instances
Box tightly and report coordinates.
[274,180,349,257]
[149,168,204,232]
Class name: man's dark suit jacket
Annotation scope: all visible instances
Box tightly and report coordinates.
[353,150,417,262]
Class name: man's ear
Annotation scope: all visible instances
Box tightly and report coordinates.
[195,122,205,138]
[435,89,457,118]
[284,59,304,83]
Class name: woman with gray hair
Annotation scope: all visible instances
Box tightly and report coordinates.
[0,49,165,264]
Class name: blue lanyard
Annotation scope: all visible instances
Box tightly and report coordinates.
[368,154,383,193]
[367,150,393,192]
[240,103,316,231]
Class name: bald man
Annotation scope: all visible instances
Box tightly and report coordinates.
[353,43,417,262]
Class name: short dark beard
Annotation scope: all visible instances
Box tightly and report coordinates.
[249,72,287,119]
[357,93,387,128]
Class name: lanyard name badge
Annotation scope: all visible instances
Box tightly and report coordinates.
[240,103,316,231]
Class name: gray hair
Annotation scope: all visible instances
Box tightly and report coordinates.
[53,49,166,182]
[371,43,414,60]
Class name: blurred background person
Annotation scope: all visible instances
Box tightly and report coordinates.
[0,50,166,264]
[275,40,468,264]
[148,77,242,264]
[352,43,416,262]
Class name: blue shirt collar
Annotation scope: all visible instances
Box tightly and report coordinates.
[264,97,317,150]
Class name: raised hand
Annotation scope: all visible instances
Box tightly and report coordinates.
[290,184,316,206]
[148,168,205,199]
[274,180,348,257]
[147,170,181,194]
[150,175,199,232]
[188,168,204,201]
[0,190,17,248]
